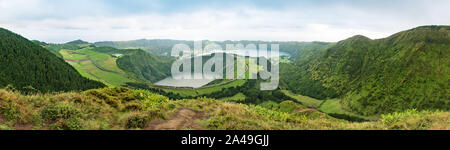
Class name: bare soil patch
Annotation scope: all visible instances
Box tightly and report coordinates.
[145,108,208,130]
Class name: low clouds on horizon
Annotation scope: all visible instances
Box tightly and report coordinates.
[0,0,449,43]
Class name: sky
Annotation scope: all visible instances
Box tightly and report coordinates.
[0,0,449,43]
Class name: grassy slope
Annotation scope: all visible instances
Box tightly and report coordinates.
[281,90,322,108]
[157,80,247,97]
[59,48,133,86]
[282,26,449,115]
[282,90,376,120]
[219,93,246,102]
[116,50,173,83]
[0,87,448,130]
[76,48,127,74]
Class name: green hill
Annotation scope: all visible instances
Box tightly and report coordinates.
[42,43,174,85]
[282,26,449,115]
[0,28,105,93]
[1,87,447,130]
[116,49,174,83]
[66,39,90,45]
[58,46,134,86]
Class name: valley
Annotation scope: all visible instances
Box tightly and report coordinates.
[0,26,448,130]
[60,48,133,86]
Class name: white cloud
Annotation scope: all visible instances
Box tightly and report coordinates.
[0,0,449,43]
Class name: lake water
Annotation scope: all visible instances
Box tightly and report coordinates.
[154,73,216,88]
[198,49,290,58]
[154,50,290,88]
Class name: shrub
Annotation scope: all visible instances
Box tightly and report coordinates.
[85,89,122,108]
[41,103,81,121]
[126,113,150,129]
[50,118,83,130]
[141,92,169,109]
[278,101,303,113]
[380,109,438,129]
[85,89,111,100]
[148,109,167,120]
[0,124,12,130]
[123,102,144,111]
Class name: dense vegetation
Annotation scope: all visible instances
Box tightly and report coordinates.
[282,26,449,115]
[94,39,330,57]
[126,79,294,105]
[38,41,174,85]
[1,87,447,130]
[58,46,134,86]
[0,28,105,93]
[116,50,174,83]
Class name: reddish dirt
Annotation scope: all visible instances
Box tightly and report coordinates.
[145,108,208,130]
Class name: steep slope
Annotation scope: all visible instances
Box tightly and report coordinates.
[285,26,449,115]
[116,50,174,83]
[74,46,174,83]
[58,46,134,86]
[0,28,105,93]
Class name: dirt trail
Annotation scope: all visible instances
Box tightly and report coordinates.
[145,108,208,130]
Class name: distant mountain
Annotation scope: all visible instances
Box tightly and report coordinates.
[66,39,90,45]
[94,39,189,56]
[0,28,105,93]
[116,49,174,83]
[282,26,449,115]
[94,39,330,57]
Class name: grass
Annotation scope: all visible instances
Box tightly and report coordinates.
[66,61,99,81]
[197,80,246,95]
[219,93,246,102]
[380,109,449,130]
[81,61,132,86]
[318,99,377,121]
[0,87,448,130]
[0,124,12,130]
[161,80,247,97]
[76,48,126,74]
[60,47,132,86]
[281,90,323,108]
[59,50,88,60]
[282,90,376,121]
[318,99,344,113]
[77,47,111,61]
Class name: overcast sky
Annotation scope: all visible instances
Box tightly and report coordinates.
[0,0,449,43]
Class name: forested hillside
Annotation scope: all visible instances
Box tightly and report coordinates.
[0,28,105,93]
[282,26,449,115]
[116,50,174,83]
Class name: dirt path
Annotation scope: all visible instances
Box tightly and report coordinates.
[145,108,208,130]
